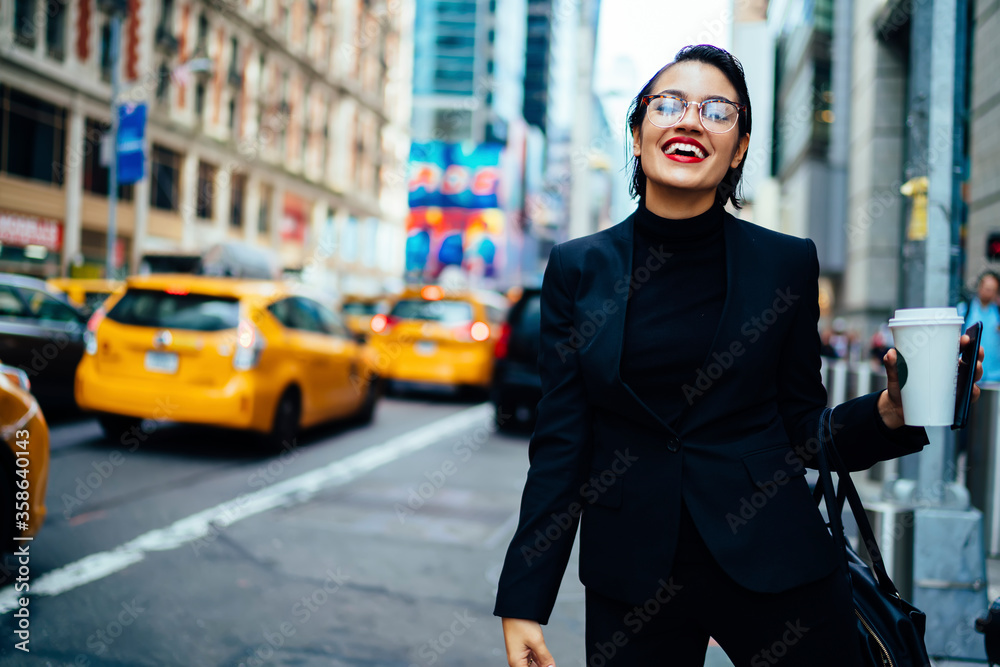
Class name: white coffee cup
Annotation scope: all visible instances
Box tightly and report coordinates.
[887,307,965,426]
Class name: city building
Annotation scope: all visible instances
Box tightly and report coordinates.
[730,0,780,231]
[767,0,843,273]
[522,0,552,133]
[968,0,1000,288]
[0,0,413,297]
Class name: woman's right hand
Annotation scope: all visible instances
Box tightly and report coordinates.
[501,617,555,667]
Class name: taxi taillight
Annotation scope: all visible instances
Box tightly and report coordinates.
[371,314,399,334]
[494,323,511,358]
[452,321,490,342]
[233,320,266,370]
[84,306,106,355]
[470,321,490,342]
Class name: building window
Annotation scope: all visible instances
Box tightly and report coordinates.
[230,172,246,228]
[258,184,271,234]
[156,63,170,102]
[100,21,113,82]
[355,136,364,187]
[46,0,66,60]
[161,0,174,30]
[150,144,181,211]
[82,118,135,201]
[194,82,206,120]
[196,12,209,52]
[13,0,36,48]
[229,37,239,75]
[196,161,216,219]
[0,85,66,185]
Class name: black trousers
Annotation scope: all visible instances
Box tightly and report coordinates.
[584,505,862,667]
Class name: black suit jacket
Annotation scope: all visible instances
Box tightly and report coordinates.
[493,210,929,624]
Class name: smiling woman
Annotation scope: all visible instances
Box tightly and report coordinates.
[492,44,972,667]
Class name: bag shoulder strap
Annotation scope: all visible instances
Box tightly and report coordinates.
[815,408,902,598]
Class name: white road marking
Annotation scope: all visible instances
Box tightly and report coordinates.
[0,403,494,614]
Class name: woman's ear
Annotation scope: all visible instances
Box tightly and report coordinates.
[730,134,750,168]
[632,126,642,158]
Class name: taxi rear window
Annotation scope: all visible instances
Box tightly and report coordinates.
[342,302,379,315]
[390,299,473,323]
[107,289,240,331]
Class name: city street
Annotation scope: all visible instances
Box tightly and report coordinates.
[0,396,595,666]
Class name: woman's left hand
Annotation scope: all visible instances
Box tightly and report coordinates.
[879,338,985,429]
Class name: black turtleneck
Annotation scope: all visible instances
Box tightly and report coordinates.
[619,201,727,429]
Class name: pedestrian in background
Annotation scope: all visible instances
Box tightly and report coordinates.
[959,270,1000,382]
[494,44,984,667]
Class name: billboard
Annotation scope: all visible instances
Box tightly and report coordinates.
[406,142,505,281]
[408,142,502,209]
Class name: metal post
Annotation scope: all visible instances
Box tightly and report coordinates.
[880,0,988,657]
[105,10,122,279]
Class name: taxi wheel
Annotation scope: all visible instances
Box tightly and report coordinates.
[353,376,381,424]
[263,389,300,451]
[98,415,143,445]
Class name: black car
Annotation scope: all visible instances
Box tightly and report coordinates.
[0,273,88,411]
[491,287,542,431]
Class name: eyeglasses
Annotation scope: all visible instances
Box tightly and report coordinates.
[641,94,745,134]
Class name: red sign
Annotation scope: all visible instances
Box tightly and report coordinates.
[0,210,63,251]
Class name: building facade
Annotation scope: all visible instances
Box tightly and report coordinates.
[0,0,413,297]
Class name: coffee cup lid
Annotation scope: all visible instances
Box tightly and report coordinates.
[888,307,964,326]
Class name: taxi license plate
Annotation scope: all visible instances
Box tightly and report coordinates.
[414,340,437,356]
[144,351,179,374]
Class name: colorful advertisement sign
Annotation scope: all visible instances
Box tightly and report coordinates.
[407,142,505,281]
[408,142,502,209]
[405,208,504,280]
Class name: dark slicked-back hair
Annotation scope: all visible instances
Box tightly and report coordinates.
[626,44,752,209]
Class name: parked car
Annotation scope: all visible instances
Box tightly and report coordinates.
[0,273,88,411]
[491,287,542,431]
[368,285,510,396]
[75,275,382,448]
[340,295,391,340]
[0,363,50,550]
[46,277,125,314]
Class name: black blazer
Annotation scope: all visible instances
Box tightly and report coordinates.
[493,210,928,624]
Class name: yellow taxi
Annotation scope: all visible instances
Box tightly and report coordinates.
[0,363,49,549]
[340,295,391,340]
[47,278,125,314]
[368,285,510,395]
[75,275,382,449]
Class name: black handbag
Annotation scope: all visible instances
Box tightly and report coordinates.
[814,408,932,667]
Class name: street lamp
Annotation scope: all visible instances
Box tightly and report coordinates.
[97,0,128,279]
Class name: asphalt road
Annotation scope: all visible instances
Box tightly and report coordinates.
[0,396,576,666]
[0,395,742,667]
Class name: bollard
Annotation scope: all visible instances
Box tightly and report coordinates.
[860,502,915,601]
[966,384,1000,556]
